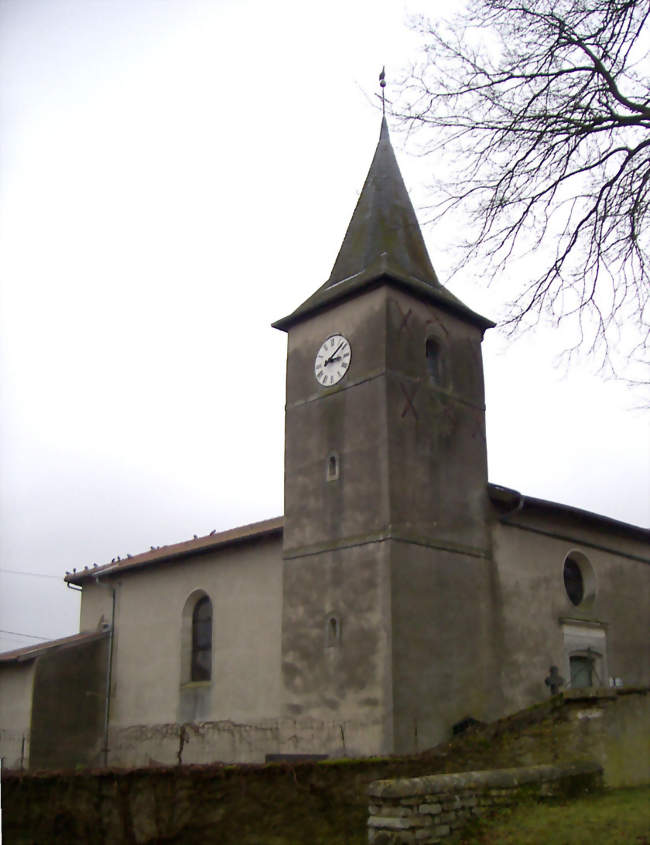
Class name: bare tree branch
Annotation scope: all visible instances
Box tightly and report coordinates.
[394,0,650,379]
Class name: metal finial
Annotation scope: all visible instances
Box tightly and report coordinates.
[379,66,386,115]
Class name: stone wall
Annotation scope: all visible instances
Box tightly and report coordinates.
[368,762,603,844]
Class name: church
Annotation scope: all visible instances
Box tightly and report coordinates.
[1,118,648,771]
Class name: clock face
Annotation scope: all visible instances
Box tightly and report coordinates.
[314,334,351,386]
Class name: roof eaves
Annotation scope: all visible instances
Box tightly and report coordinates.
[273,255,494,332]
[488,483,650,541]
[65,516,284,585]
[0,630,107,665]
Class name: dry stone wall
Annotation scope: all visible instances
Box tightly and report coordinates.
[368,762,603,844]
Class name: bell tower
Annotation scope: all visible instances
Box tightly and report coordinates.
[273,118,496,755]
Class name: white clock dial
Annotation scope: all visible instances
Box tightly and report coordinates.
[314,334,351,386]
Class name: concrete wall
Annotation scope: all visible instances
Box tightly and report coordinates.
[29,634,108,770]
[383,288,490,553]
[0,661,34,769]
[281,288,396,757]
[281,544,393,757]
[78,534,284,764]
[561,689,650,787]
[105,713,389,767]
[491,517,650,716]
[382,288,494,754]
[283,287,391,554]
[391,544,500,754]
[281,284,494,760]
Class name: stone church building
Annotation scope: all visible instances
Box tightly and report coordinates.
[1,118,648,770]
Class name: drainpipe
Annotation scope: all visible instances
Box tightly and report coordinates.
[96,579,116,768]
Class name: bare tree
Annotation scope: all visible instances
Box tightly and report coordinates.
[394,0,650,376]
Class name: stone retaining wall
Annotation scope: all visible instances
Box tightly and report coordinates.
[368,761,603,844]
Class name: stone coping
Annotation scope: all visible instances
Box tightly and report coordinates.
[368,761,603,799]
[562,687,617,701]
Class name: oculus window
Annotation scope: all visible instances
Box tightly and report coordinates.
[563,557,584,605]
[563,551,596,607]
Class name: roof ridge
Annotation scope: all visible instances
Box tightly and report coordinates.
[65,515,284,585]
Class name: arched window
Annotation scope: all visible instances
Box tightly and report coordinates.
[426,337,446,386]
[191,595,212,682]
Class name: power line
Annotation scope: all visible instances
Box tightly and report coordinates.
[0,628,49,641]
[0,568,61,580]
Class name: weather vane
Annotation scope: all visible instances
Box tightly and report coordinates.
[379,66,386,115]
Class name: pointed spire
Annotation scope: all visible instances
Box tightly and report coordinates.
[328,116,439,289]
[273,118,493,332]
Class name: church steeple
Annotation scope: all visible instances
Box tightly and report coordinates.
[328,116,438,288]
[273,117,493,332]
[278,111,494,757]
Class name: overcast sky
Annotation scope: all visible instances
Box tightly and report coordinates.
[1,0,648,654]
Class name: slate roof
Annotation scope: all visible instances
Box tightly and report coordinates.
[0,630,107,663]
[65,516,283,586]
[273,117,493,332]
[488,484,650,545]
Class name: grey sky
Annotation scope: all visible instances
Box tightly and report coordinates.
[1,0,648,654]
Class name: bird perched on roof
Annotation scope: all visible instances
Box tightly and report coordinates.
[111,558,116,563]
[127,554,132,558]
[210,529,216,536]
[193,534,198,540]
[150,546,156,551]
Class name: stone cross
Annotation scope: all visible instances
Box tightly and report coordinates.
[545,665,565,695]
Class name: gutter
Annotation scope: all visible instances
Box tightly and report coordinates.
[489,484,650,564]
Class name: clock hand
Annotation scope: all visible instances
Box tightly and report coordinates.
[325,342,345,365]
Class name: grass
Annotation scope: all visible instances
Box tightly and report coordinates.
[453,786,650,844]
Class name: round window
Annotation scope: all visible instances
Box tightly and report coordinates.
[563,557,584,605]
[563,551,595,607]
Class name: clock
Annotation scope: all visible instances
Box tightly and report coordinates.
[314,334,351,386]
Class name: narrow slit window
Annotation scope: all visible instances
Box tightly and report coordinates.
[326,452,340,481]
[426,338,441,383]
[325,615,341,647]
